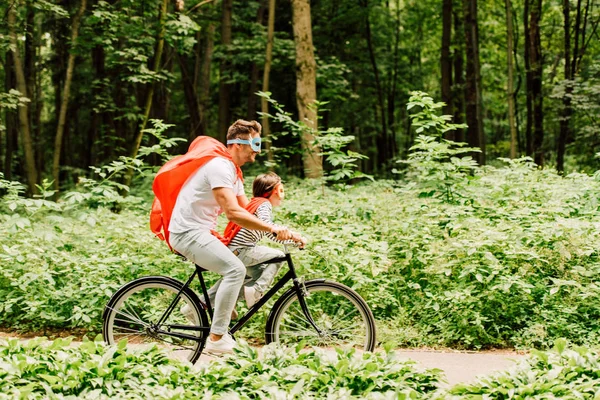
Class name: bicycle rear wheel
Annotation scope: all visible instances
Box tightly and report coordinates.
[265,280,376,351]
[102,276,209,364]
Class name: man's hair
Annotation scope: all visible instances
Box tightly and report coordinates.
[227,119,262,141]
[253,172,282,198]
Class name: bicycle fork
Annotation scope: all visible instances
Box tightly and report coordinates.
[293,278,324,336]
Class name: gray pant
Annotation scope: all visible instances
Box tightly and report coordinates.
[169,230,245,335]
[206,245,285,304]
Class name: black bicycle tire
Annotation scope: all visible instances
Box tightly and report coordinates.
[264,280,377,351]
[102,276,209,364]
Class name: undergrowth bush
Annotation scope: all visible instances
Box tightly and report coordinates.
[0,338,441,399]
[445,339,600,398]
[3,94,600,349]
[1,337,598,399]
[3,161,600,348]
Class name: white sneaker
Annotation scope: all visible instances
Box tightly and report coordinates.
[205,333,236,355]
[244,286,263,308]
[180,303,196,323]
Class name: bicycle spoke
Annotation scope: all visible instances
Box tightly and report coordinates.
[114,326,147,335]
[114,318,146,328]
[106,306,149,328]
[124,301,145,326]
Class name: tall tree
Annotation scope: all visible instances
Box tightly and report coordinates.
[3,51,18,179]
[199,22,216,137]
[217,0,233,141]
[386,0,401,159]
[52,0,87,192]
[441,0,454,138]
[362,0,388,167]
[557,0,597,172]
[124,0,168,189]
[8,1,38,194]
[506,0,518,158]
[248,1,267,120]
[453,3,465,143]
[261,0,276,165]
[463,0,485,163]
[291,0,322,178]
[178,47,203,140]
[526,0,544,166]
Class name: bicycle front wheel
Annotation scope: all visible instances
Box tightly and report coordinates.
[102,276,209,364]
[265,280,376,351]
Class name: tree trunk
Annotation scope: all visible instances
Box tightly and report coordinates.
[558,0,585,172]
[524,0,533,157]
[217,0,233,141]
[463,0,485,164]
[291,0,323,178]
[442,0,453,139]
[8,1,38,194]
[362,0,388,168]
[386,0,401,159]
[52,0,87,193]
[3,52,18,180]
[528,0,544,166]
[89,44,105,168]
[124,0,168,189]
[199,22,215,137]
[453,4,465,143]
[557,0,573,172]
[262,0,276,166]
[506,0,518,158]
[248,1,267,120]
[178,51,202,141]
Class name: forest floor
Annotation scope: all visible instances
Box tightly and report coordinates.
[0,329,525,387]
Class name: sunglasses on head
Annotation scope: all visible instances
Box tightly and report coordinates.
[227,137,262,152]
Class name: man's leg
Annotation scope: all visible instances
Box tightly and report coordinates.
[170,230,245,338]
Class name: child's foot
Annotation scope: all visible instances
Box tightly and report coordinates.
[244,286,263,308]
[180,303,196,323]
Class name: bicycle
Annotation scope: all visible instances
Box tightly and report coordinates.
[102,245,376,363]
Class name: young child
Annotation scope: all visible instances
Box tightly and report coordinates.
[205,172,306,309]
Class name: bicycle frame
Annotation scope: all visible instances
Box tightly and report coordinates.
[154,249,323,342]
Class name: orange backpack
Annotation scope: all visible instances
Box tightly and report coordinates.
[218,197,270,246]
[150,136,243,247]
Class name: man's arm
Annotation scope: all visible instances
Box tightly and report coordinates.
[237,194,249,208]
[214,187,292,240]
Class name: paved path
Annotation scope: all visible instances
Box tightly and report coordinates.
[394,349,525,387]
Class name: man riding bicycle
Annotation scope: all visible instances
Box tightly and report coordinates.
[151,120,300,354]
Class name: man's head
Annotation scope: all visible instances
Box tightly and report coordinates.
[226,119,262,166]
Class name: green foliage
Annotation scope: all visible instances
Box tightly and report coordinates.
[2,337,600,399]
[258,92,372,184]
[406,91,467,137]
[64,119,184,208]
[4,162,600,349]
[398,91,479,204]
[0,338,441,399]
[398,135,481,204]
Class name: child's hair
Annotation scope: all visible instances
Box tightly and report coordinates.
[253,172,282,198]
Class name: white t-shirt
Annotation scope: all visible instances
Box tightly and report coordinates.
[169,157,244,233]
